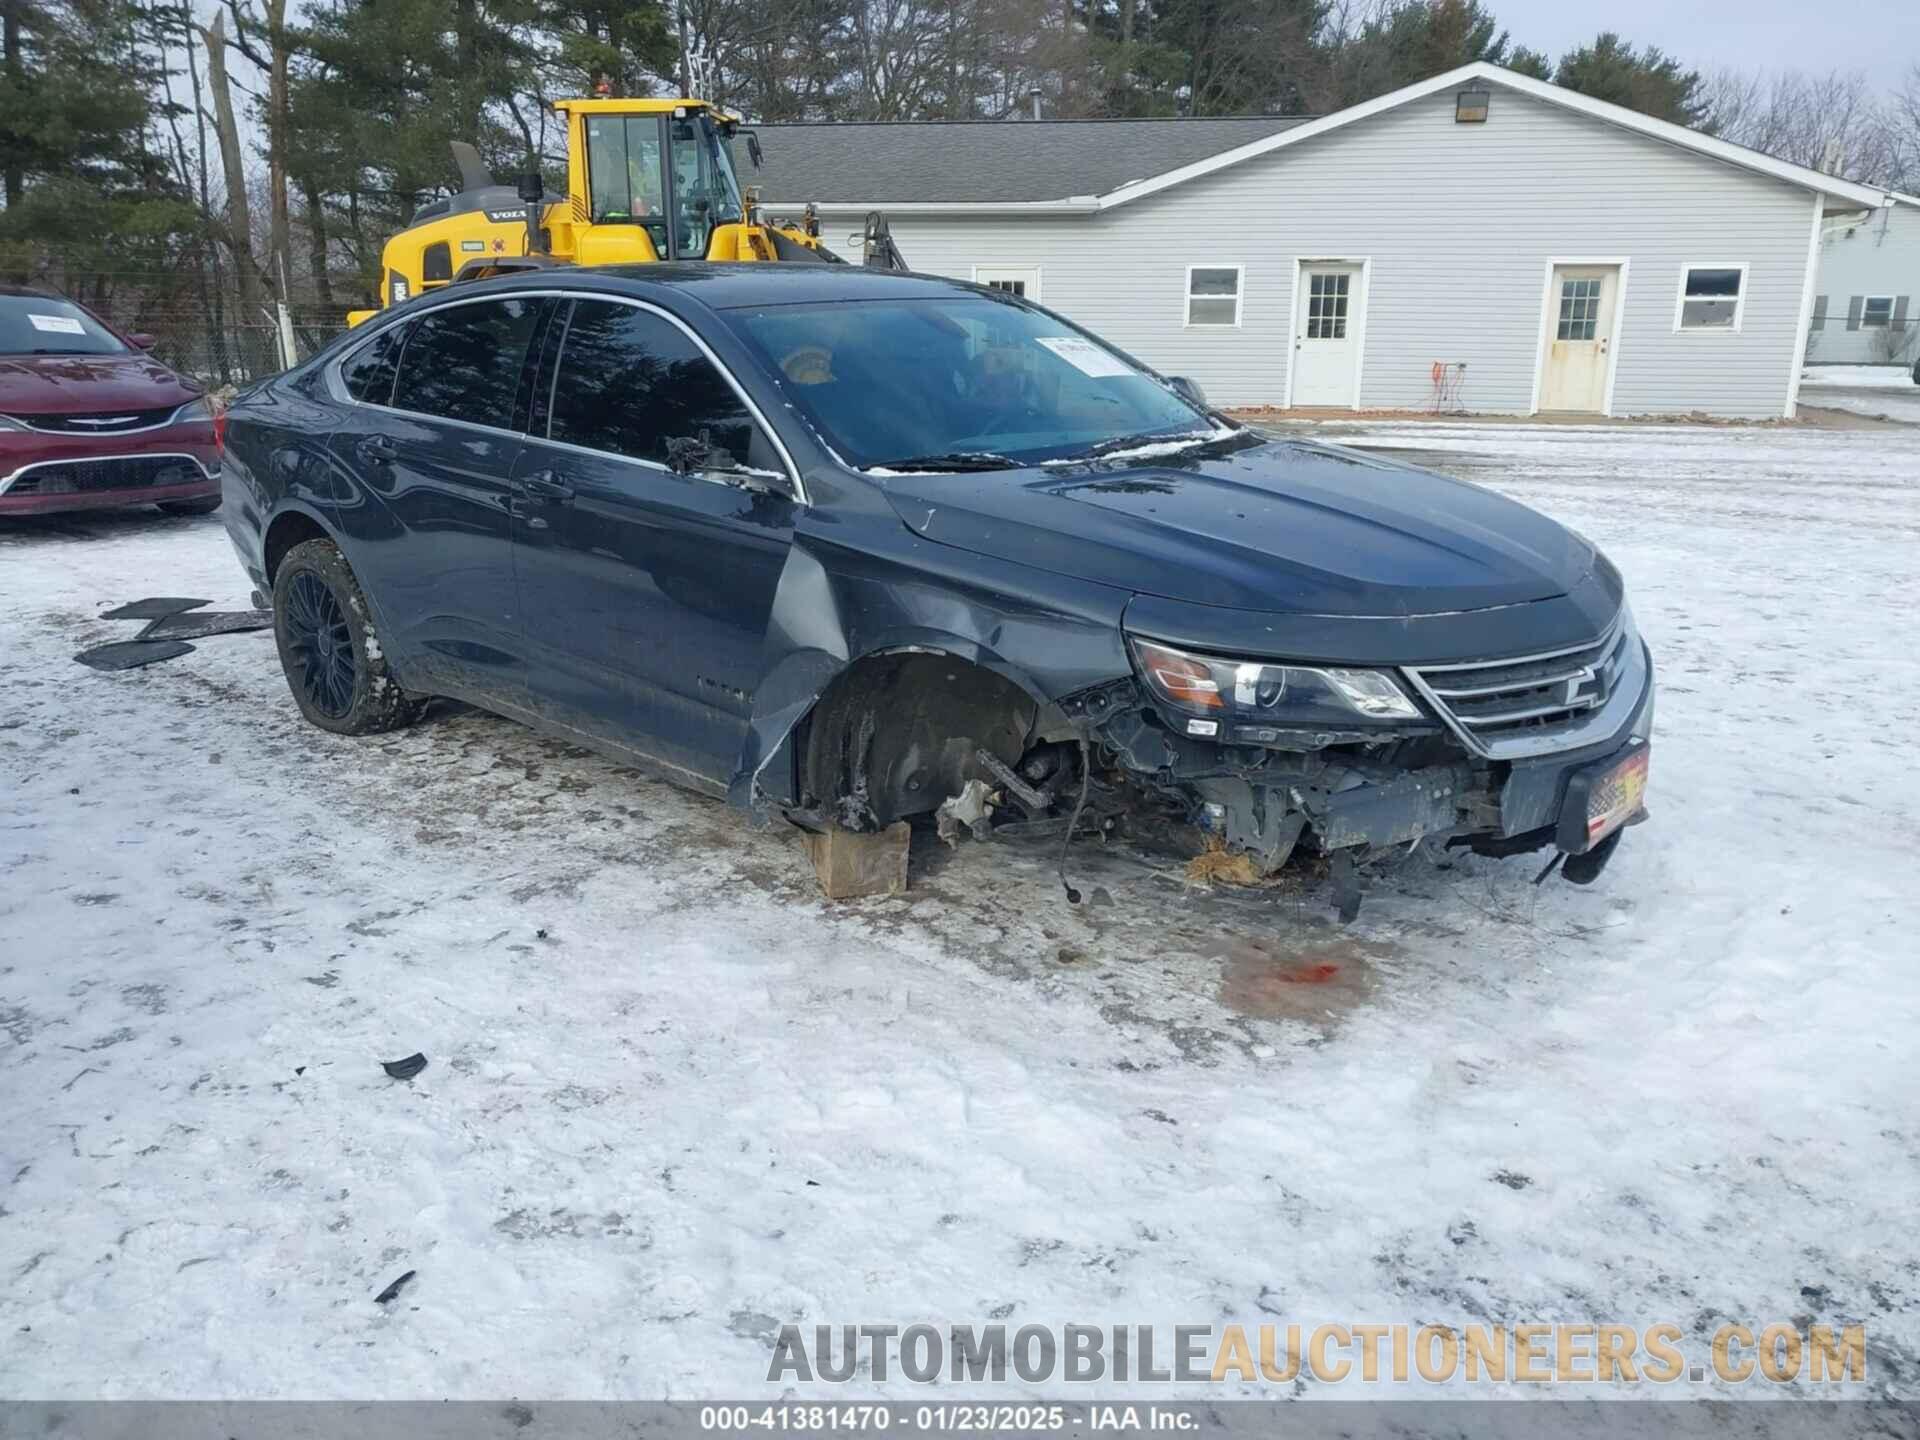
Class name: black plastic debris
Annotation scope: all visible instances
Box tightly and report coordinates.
[74,639,196,672]
[381,1052,428,1081]
[99,598,211,621]
[142,609,273,642]
[374,1269,416,1304]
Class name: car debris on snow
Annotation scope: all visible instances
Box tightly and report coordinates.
[76,597,271,671]
[380,1053,427,1081]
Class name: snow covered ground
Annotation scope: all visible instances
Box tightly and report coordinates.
[3,422,1917,1407]
[1799,365,1920,424]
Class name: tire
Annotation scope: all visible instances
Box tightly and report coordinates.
[272,537,426,735]
[159,495,222,517]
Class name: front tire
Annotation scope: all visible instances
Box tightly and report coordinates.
[272,537,426,735]
[158,496,222,516]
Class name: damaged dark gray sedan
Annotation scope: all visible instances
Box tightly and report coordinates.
[220,265,1652,916]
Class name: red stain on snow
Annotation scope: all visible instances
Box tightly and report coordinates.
[1281,963,1342,984]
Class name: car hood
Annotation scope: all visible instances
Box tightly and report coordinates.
[880,438,1594,618]
[0,353,199,415]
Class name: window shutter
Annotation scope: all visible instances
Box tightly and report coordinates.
[1810,296,1827,331]
[1894,297,1911,332]
[1845,296,1863,330]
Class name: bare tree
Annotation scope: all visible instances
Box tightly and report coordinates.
[1705,67,1897,183]
[198,12,265,314]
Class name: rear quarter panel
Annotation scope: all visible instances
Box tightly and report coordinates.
[220,373,362,591]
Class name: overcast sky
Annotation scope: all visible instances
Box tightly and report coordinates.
[1500,0,1919,90]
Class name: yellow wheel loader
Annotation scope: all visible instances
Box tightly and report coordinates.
[345,95,905,326]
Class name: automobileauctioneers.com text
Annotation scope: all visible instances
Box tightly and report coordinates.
[768,1322,1867,1388]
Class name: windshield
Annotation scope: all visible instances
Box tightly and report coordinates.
[670,114,745,258]
[724,296,1217,469]
[0,295,127,357]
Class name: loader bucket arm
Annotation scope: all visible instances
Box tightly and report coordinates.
[862,211,909,271]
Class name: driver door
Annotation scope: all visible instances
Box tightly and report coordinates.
[511,296,796,789]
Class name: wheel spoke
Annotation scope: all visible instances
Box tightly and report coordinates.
[283,572,357,719]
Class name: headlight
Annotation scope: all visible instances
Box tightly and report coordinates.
[0,414,27,432]
[172,397,214,425]
[1129,637,1424,732]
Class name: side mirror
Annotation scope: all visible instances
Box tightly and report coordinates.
[516,171,545,204]
[666,431,716,476]
[1167,375,1207,408]
[747,133,764,169]
[129,332,158,350]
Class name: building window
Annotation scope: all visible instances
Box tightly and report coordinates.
[1306,271,1352,338]
[1186,265,1242,327]
[1557,276,1603,341]
[1862,296,1894,328]
[973,267,1041,301]
[1676,264,1747,331]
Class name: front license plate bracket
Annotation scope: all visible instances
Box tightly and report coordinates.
[1555,741,1650,854]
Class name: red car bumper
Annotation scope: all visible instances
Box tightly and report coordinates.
[0,422,221,517]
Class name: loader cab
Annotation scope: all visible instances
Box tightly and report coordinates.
[560,98,747,265]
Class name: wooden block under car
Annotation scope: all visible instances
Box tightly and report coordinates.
[804,822,910,899]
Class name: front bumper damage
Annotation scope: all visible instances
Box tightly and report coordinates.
[1054,645,1654,904]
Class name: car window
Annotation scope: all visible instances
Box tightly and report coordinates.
[548,299,758,469]
[723,295,1212,469]
[0,295,126,357]
[391,297,543,428]
[340,323,406,405]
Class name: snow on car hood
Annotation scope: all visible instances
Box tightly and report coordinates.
[880,437,1594,619]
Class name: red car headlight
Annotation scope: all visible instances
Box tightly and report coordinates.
[173,396,226,452]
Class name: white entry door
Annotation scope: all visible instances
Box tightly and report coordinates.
[1291,263,1365,407]
[1540,264,1620,413]
[973,266,1041,300]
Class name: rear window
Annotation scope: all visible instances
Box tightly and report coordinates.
[390,298,543,428]
[0,295,126,357]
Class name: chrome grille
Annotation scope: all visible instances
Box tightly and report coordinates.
[12,406,180,433]
[1405,614,1639,759]
[3,455,206,497]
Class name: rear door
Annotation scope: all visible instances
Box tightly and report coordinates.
[511,296,798,790]
[1539,264,1620,414]
[327,294,552,705]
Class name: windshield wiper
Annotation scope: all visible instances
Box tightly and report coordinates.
[1072,427,1227,460]
[866,451,1020,473]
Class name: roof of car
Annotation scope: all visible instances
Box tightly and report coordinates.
[527,262,983,310]
[0,284,60,299]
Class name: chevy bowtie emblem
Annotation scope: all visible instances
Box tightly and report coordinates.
[69,416,139,426]
[1562,666,1597,708]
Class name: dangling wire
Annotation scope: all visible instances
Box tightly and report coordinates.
[1058,737,1092,905]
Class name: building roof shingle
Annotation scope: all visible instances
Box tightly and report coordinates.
[751,115,1309,206]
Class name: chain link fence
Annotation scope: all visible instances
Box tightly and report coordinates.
[85,303,353,390]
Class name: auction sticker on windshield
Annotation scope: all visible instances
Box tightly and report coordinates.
[28,314,87,335]
[1036,335,1134,378]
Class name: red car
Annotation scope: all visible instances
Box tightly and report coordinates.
[0,285,223,518]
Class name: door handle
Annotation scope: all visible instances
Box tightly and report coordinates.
[356,434,397,465]
[520,470,575,502]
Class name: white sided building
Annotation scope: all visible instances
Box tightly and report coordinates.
[754,62,1893,418]
[1811,196,1920,369]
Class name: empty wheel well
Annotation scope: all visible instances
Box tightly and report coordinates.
[799,651,1039,830]
[263,511,330,585]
